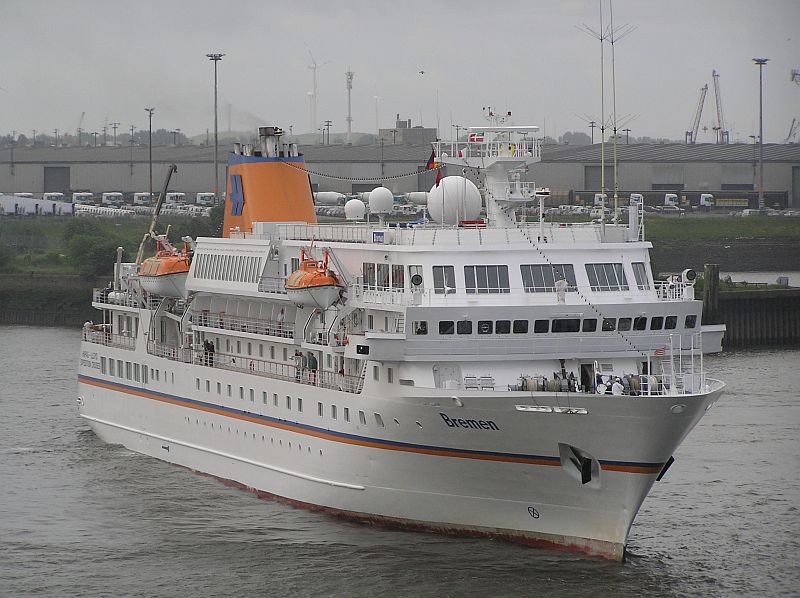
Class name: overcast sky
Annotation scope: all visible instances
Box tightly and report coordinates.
[2,0,798,143]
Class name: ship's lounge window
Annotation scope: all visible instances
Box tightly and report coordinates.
[602,318,616,331]
[439,321,455,335]
[552,318,580,333]
[250,389,255,402]
[585,263,629,291]
[513,320,529,334]
[534,319,549,333]
[413,321,428,335]
[331,405,337,420]
[618,317,632,331]
[196,378,200,390]
[496,320,511,334]
[464,265,510,294]
[387,368,393,383]
[359,410,367,425]
[262,391,268,404]
[457,320,472,335]
[373,365,380,381]
[227,384,232,397]
[477,320,493,334]
[125,362,131,380]
[286,395,291,409]
[633,317,647,331]
[433,266,456,294]
[685,314,698,329]
[239,387,244,399]
[582,319,598,332]
[101,357,107,374]
[665,315,678,330]
[520,264,577,292]
[133,364,140,382]
[650,316,664,330]
[344,407,350,422]
[376,263,390,290]
[273,393,278,406]
[297,398,303,412]
[632,262,650,290]
[318,402,324,416]
[109,360,115,376]
[391,265,404,289]
[363,262,376,289]
[374,413,385,428]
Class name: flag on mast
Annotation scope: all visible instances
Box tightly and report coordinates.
[426,149,436,170]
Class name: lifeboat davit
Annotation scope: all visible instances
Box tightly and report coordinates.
[285,249,343,308]
[138,240,191,298]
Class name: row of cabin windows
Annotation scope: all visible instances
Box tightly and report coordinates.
[414,314,698,336]
[100,357,176,385]
[194,379,394,430]
[205,335,337,370]
[193,253,263,283]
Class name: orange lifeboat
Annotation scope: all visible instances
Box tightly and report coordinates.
[138,239,191,298]
[285,249,343,308]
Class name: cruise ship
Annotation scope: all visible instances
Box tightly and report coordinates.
[77,122,725,560]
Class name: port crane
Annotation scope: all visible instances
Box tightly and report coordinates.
[685,84,708,144]
[712,70,729,144]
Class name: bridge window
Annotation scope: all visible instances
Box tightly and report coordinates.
[582,319,598,332]
[433,265,456,294]
[520,264,577,292]
[685,314,698,329]
[633,317,647,331]
[650,316,664,330]
[496,320,511,334]
[513,320,529,334]
[477,320,493,334]
[391,265,404,289]
[602,318,616,331]
[464,265,510,294]
[413,321,428,335]
[376,263,390,290]
[632,262,650,290]
[552,318,581,333]
[618,318,632,331]
[585,263,629,291]
[439,321,455,335]
[534,319,549,333]
[457,320,472,335]
[665,315,678,330]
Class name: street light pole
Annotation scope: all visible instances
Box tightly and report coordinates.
[145,107,155,200]
[206,53,225,201]
[753,57,768,209]
[622,128,631,144]
[111,122,120,146]
[589,120,596,144]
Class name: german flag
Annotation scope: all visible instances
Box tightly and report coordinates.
[426,149,436,170]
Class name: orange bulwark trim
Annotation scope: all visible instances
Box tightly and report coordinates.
[78,375,665,474]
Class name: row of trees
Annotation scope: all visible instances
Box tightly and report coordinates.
[0,128,190,148]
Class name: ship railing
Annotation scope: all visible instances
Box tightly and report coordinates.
[81,326,136,350]
[654,280,695,301]
[147,340,193,363]
[198,350,365,394]
[508,371,705,396]
[257,276,288,294]
[433,140,540,161]
[193,311,293,339]
[92,288,162,310]
[276,223,372,244]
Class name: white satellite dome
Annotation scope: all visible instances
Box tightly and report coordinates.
[368,186,394,215]
[344,198,366,220]
[428,176,481,225]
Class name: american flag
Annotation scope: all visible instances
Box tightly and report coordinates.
[654,347,666,357]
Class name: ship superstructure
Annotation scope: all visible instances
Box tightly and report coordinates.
[77,124,724,560]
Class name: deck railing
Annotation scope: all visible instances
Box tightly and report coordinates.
[196,350,365,394]
[82,327,136,350]
[193,311,293,339]
[147,340,193,363]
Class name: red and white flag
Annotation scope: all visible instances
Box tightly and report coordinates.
[468,132,484,142]
[654,347,666,357]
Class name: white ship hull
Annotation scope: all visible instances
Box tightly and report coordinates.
[77,343,723,560]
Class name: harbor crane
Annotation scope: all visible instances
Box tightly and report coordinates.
[685,84,708,144]
[712,69,729,144]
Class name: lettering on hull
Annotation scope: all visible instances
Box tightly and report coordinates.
[440,412,499,431]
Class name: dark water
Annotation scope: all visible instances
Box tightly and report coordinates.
[1,326,798,597]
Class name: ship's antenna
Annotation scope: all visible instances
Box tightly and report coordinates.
[577,2,609,227]
[608,0,635,222]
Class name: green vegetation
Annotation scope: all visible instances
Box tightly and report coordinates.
[0,206,223,276]
[643,215,800,242]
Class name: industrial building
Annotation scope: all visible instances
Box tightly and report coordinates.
[1,142,798,207]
